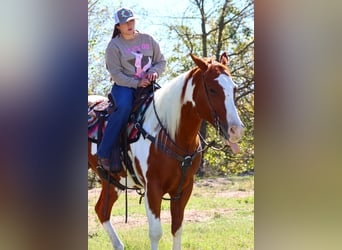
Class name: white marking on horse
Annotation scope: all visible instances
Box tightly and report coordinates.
[182,77,196,106]
[144,72,191,140]
[130,138,151,182]
[145,192,163,250]
[216,74,243,128]
[91,142,97,155]
[102,221,124,250]
[172,226,183,250]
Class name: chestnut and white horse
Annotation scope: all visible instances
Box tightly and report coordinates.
[88,53,244,250]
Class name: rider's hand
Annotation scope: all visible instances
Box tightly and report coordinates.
[137,78,151,88]
[146,72,158,82]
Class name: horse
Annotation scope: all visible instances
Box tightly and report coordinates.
[88,53,244,250]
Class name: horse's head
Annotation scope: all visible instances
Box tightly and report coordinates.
[190,53,244,154]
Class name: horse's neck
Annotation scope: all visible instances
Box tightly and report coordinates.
[175,102,202,148]
[152,72,201,148]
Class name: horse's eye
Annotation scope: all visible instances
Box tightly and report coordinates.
[209,88,217,94]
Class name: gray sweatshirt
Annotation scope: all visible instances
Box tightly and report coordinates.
[105,32,166,89]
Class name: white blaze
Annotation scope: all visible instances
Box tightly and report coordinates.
[216,74,243,128]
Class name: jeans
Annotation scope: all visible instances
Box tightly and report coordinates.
[97,84,135,159]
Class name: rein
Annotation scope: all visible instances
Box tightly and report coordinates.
[198,130,227,151]
[135,82,202,201]
[136,80,226,200]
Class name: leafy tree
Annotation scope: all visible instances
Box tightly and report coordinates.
[164,0,254,175]
[88,0,254,175]
[88,0,117,95]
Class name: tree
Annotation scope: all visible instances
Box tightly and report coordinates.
[165,0,254,175]
[88,0,115,95]
[88,0,254,175]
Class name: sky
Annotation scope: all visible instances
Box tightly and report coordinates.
[103,0,189,20]
[99,0,192,56]
[90,0,253,87]
[99,0,253,44]
[96,0,253,61]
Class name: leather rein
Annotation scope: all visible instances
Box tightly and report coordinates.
[136,72,228,200]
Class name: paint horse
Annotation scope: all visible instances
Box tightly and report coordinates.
[88,53,244,250]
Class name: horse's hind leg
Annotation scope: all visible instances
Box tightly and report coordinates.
[95,180,124,250]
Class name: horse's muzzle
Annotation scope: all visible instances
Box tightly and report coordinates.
[228,125,244,143]
[223,124,244,154]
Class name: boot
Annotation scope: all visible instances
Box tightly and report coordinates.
[110,147,122,173]
[98,157,111,172]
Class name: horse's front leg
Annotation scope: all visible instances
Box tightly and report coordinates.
[170,182,194,250]
[95,180,123,250]
[145,185,163,250]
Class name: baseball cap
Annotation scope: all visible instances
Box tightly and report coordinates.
[114,7,139,25]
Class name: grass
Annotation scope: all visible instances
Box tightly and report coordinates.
[88,176,254,250]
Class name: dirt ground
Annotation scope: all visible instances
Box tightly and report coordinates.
[88,177,254,231]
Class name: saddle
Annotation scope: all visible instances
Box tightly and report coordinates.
[127,84,159,143]
[88,83,160,179]
[88,95,113,144]
[88,84,159,142]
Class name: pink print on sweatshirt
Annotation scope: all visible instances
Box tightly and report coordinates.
[131,51,152,79]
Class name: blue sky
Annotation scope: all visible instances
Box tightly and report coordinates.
[91,0,253,68]
[96,0,193,59]
[102,0,190,33]
[89,0,253,88]
[101,0,253,42]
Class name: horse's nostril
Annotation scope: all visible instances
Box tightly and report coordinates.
[229,127,236,135]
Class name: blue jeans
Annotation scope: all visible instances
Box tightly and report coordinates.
[97,84,135,159]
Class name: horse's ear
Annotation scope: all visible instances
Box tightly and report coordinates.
[220,52,229,66]
[189,53,208,71]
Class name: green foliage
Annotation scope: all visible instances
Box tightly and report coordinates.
[88,169,100,189]
[203,121,254,175]
[88,0,117,96]
[164,0,254,175]
[88,0,254,175]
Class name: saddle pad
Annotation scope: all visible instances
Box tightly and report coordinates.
[87,94,153,143]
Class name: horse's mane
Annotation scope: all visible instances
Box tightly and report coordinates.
[144,71,190,140]
[143,57,225,141]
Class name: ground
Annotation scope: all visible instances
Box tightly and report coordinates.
[88,177,254,233]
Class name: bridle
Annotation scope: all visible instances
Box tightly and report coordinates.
[100,63,235,220]
[201,63,235,142]
[135,77,228,200]
[147,65,232,196]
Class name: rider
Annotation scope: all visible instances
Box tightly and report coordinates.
[97,7,166,173]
